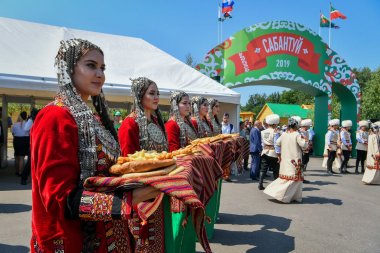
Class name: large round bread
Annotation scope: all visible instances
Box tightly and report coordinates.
[109,159,176,175]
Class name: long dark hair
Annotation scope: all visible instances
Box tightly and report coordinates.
[91,93,118,142]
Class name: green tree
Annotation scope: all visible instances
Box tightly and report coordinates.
[241,93,267,115]
[361,68,380,119]
[266,92,281,103]
[278,90,314,104]
[331,93,341,119]
[352,67,372,90]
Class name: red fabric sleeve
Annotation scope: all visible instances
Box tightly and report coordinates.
[165,119,181,152]
[118,116,140,156]
[31,106,80,219]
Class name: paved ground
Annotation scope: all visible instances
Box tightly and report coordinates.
[1,157,379,253]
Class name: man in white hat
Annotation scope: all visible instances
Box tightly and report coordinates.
[326,119,340,175]
[299,119,312,183]
[300,119,313,169]
[355,120,369,174]
[340,120,353,174]
[258,114,281,190]
[362,122,380,184]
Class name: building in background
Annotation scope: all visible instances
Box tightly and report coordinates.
[256,103,311,125]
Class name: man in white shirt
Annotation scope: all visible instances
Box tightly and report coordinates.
[221,113,234,134]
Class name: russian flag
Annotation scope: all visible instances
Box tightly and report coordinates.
[222,0,234,16]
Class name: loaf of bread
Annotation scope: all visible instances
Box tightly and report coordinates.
[120,164,177,179]
[110,159,176,175]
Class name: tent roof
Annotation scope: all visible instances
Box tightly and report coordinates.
[0,17,240,104]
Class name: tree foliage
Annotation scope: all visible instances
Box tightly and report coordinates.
[352,67,372,90]
[361,68,380,120]
[331,93,341,119]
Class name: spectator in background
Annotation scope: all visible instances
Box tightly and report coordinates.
[11,111,28,176]
[21,108,39,185]
[239,121,249,171]
[249,120,263,180]
[244,119,252,133]
[113,111,122,132]
[0,107,14,167]
[221,112,234,134]
[355,120,369,174]
[307,125,315,154]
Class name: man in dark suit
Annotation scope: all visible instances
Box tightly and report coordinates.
[250,120,263,180]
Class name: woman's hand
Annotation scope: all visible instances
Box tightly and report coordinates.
[132,186,161,205]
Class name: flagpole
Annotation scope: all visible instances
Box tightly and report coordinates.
[319,10,321,36]
[220,0,223,45]
[329,2,331,47]
[218,4,221,44]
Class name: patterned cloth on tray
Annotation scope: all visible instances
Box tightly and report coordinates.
[83,154,221,253]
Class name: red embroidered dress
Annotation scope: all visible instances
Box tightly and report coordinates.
[118,112,167,253]
[31,104,133,253]
[192,117,213,138]
[165,118,198,152]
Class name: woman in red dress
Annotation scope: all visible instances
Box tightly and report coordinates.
[208,98,222,136]
[118,77,168,252]
[191,96,213,138]
[30,39,158,253]
[165,91,199,152]
[118,77,168,155]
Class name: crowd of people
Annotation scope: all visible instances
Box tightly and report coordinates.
[241,114,380,204]
[4,38,378,252]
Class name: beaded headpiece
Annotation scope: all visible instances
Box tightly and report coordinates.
[170,91,197,147]
[55,39,119,181]
[130,77,168,151]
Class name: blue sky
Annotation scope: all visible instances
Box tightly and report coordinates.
[1,0,379,105]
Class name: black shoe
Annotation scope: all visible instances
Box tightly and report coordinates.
[224,178,232,182]
[355,171,359,174]
[20,179,27,185]
[251,177,258,181]
[345,170,351,174]
[258,184,265,190]
[303,179,310,184]
[327,171,333,175]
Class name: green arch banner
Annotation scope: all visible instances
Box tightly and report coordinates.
[196,21,361,156]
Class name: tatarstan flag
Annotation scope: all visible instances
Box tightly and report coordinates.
[330,5,347,20]
[320,13,339,28]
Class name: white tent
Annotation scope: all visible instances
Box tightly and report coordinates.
[0,17,240,105]
[0,17,241,166]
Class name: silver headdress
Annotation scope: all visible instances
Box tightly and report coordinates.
[130,77,168,151]
[208,98,221,135]
[55,39,119,181]
[170,91,198,147]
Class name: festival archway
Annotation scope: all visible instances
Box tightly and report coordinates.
[196,21,360,156]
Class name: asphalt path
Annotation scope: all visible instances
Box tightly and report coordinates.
[0,157,379,253]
